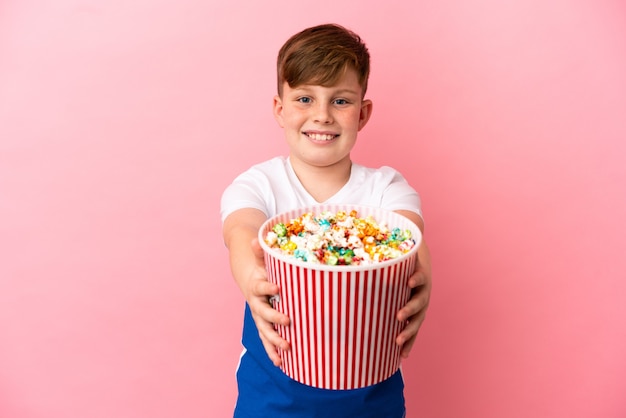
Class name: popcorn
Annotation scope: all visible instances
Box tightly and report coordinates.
[264,210,416,265]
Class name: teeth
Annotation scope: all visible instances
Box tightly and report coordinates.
[307,133,336,141]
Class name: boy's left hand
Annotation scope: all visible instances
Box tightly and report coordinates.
[395,255,431,358]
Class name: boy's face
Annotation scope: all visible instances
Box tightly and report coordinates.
[273,68,372,171]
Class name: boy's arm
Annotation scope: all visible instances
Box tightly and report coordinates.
[222,208,291,366]
[394,210,432,358]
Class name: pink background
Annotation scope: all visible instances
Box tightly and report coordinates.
[1,1,625,417]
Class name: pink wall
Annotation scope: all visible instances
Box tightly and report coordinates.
[1,1,625,417]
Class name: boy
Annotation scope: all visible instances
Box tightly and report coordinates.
[221,23,432,418]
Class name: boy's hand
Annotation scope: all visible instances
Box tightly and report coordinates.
[246,238,291,366]
[395,254,432,358]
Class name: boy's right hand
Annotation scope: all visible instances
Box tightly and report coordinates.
[246,238,291,367]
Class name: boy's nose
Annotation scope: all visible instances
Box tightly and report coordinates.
[313,104,333,124]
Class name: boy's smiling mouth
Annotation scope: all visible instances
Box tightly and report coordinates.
[304,132,339,141]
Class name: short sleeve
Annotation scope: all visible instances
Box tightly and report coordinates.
[220,167,274,223]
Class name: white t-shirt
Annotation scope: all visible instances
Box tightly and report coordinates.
[220,156,422,221]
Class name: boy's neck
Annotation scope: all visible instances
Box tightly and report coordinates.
[289,157,352,203]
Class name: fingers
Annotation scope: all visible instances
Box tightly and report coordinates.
[254,300,291,366]
[260,300,291,328]
[251,276,278,298]
[248,282,290,325]
[250,293,291,366]
[257,317,291,366]
[407,271,424,289]
[260,337,283,366]
[249,278,290,326]
[397,283,429,322]
[395,275,431,358]
[396,309,426,358]
[408,263,430,289]
[248,277,291,365]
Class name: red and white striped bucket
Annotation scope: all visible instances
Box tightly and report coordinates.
[258,204,421,390]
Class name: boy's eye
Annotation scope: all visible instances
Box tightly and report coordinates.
[297,97,312,104]
[334,99,349,105]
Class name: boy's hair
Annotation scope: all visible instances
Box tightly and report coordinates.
[277,23,370,97]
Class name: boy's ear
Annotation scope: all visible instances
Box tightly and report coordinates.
[358,99,373,131]
[273,95,285,128]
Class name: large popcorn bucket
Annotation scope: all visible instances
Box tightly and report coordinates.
[258,204,422,390]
